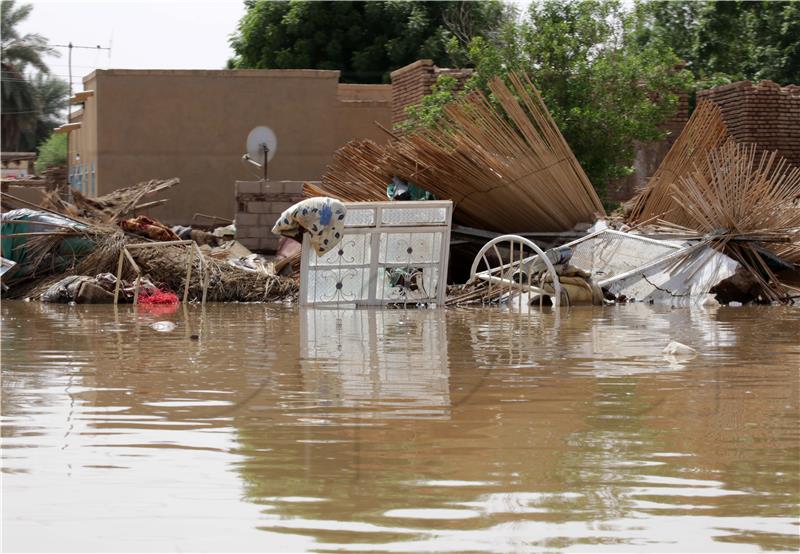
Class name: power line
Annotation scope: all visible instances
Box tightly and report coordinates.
[49,42,111,175]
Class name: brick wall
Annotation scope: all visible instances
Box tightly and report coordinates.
[697,80,800,166]
[235,180,306,252]
[390,59,473,128]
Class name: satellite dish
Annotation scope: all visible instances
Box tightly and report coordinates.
[246,126,277,166]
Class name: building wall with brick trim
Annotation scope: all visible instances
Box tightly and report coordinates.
[697,80,800,167]
[390,60,473,128]
[67,69,392,224]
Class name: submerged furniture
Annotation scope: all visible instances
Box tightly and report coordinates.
[468,235,563,308]
[300,200,452,306]
[468,228,739,306]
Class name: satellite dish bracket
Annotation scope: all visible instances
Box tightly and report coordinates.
[260,143,269,181]
[244,126,278,183]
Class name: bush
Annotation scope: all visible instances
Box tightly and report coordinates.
[34,132,67,173]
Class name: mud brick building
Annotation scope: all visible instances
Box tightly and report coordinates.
[65,69,392,224]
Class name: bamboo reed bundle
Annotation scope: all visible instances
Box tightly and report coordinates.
[671,141,800,301]
[627,101,729,226]
[319,72,604,233]
[305,159,384,202]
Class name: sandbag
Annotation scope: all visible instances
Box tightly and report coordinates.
[539,264,604,305]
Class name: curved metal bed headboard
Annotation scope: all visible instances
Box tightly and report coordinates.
[467,234,563,308]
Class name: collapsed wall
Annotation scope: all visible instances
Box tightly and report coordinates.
[697,80,800,168]
[608,92,689,203]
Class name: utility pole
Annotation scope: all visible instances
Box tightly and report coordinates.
[51,42,110,193]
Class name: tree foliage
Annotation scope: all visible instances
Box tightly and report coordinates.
[404,0,691,200]
[34,131,66,173]
[228,0,511,83]
[1,0,67,152]
[635,0,799,86]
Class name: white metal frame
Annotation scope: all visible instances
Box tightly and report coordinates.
[300,200,452,306]
[467,234,563,308]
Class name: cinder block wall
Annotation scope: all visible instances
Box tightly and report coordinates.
[698,80,800,166]
[235,180,306,252]
[390,60,473,128]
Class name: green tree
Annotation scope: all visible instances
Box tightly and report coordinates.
[1,0,64,152]
[635,1,799,86]
[228,0,511,83]
[404,0,692,200]
[34,131,66,173]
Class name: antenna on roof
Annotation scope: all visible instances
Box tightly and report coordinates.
[51,42,111,191]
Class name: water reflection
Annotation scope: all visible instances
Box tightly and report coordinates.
[2,301,798,552]
[300,308,450,414]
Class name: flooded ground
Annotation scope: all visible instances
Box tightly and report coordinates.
[2,301,798,552]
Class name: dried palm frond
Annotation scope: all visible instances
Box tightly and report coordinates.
[131,244,297,303]
[316,141,390,202]
[40,178,180,223]
[18,228,299,303]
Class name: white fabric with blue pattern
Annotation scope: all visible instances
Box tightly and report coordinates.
[271,197,347,255]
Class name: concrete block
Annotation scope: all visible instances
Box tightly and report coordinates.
[260,213,282,226]
[247,201,271,213]
[251,226,271,238]
[236,181,262,195]
[271,201,294,213]
[235,213,259,226]
[261,181,285,194]
[283,181,306,194]
[236,226,256,238]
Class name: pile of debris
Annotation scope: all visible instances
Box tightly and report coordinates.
[1,179,299,303]
[3,73,797,309]
[622,99,800,304]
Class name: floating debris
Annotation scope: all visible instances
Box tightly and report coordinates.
[150,321,176,332]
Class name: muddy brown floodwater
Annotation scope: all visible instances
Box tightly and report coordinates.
[1,301,798,552]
